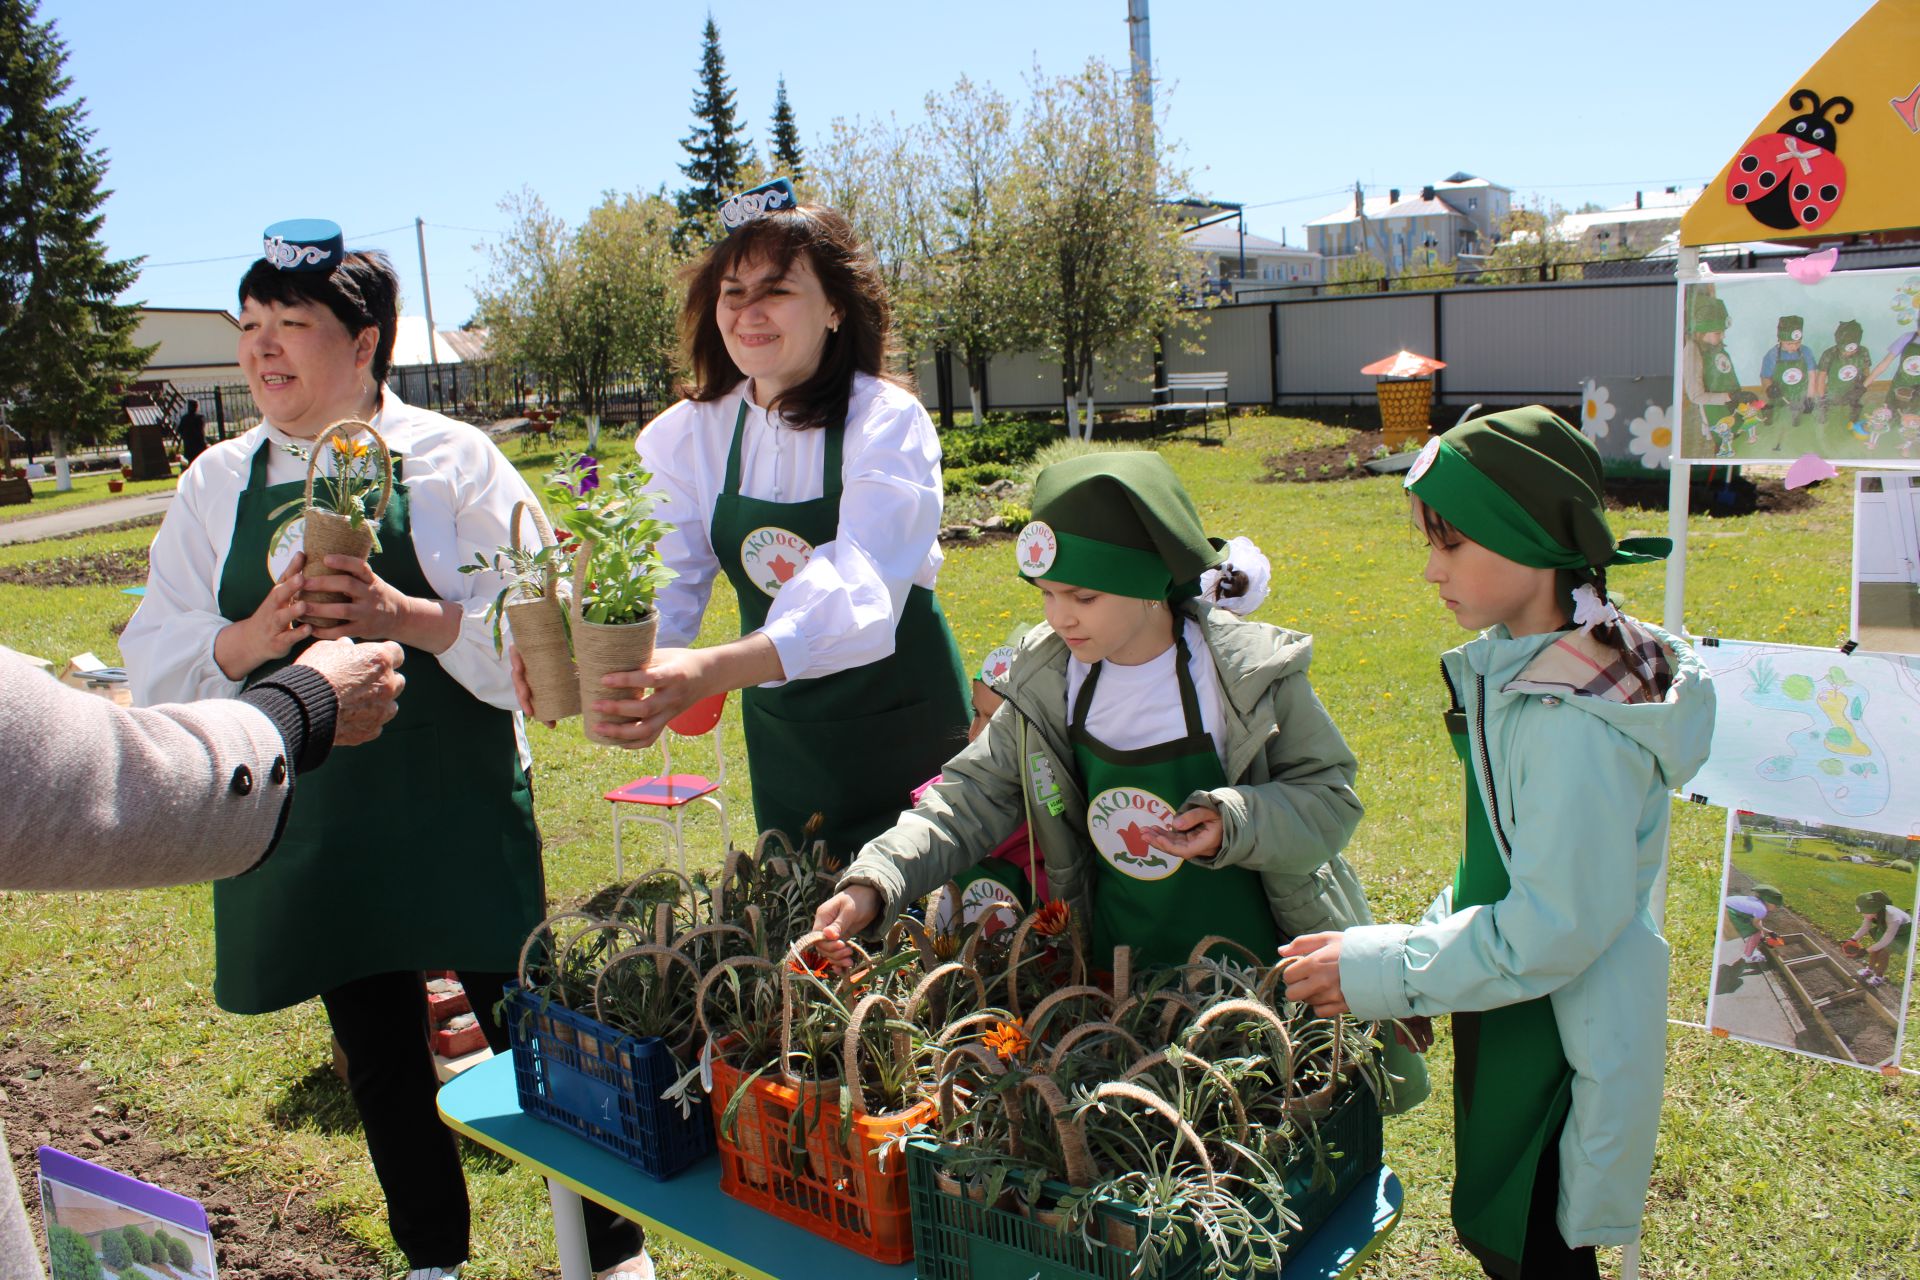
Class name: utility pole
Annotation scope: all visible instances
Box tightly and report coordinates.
[1126,0,1152,111]
[415,217,441,369]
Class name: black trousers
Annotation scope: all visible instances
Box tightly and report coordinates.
[323,969,644,1270]
[1476,1111,1600,1280]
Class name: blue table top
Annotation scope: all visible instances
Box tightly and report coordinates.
[438,1053,1401,1279]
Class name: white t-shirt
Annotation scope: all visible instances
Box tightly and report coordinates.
[1724,895,1768,920]
[1065,617,1228,768]
[1853,903,1913,953]
[122,392,535,758]
[636,372,943,687]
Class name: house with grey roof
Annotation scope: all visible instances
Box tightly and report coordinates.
[1180,219,1323,294]
[1307,173,1513,273]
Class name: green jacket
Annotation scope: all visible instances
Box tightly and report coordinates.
[1339,621,1716,1246]
[840,603,1430,1112]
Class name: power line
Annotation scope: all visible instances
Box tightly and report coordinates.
[139,223,417,270]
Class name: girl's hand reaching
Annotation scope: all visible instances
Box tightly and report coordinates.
[812,886,882,968]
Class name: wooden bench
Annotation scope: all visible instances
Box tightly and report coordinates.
[1153,371,1231,441]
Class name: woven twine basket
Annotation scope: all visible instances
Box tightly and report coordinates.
[571,539,658,746]
[297,419,392,628]
[506,499,581,721]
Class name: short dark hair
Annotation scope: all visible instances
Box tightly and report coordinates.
[237,249,401,383]
[678,203,909,429]
[185,399,198,410]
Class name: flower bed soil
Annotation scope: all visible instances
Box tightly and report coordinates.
[1,1026,382,1279]
[0,548,149,588]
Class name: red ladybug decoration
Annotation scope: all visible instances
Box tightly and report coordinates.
[1725,88,1853,231]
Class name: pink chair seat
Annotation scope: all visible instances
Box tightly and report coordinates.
[605,773,721,808]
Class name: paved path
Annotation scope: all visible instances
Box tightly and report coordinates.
[0,489,174,546]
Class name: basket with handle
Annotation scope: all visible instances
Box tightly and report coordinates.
[506,499,580,721]
[296,418,392,628]
[570,538,659,745]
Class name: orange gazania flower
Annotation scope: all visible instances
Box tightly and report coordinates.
[330,435,370,461]
[1031,900,1069,937]
[982,1019,1030,1062]
[788,947,833,978]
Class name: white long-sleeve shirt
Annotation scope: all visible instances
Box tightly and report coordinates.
[123,394,535,745]
[636,373,944,686]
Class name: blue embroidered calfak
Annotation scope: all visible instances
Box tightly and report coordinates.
[261,218,344,272]
[718,178,797,234]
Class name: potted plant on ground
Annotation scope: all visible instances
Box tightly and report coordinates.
[460,498,579,722]
[543,452,676,745]
[271,419,391,629]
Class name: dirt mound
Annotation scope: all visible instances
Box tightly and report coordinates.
[2,1029,381,1278]
[0,548,148,588]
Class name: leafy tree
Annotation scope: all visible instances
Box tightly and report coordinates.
[1325,251,1387,295]
[44,1224,103,1280]
[477,187,685,447]
[769,75,803,181]
[921,76,1019,423]
[999,59,1206,439]
[96,1229,129,1271]
[810,111,938,360]
[1480,200,1583,282]
[674,16,753,247]
[0,0,156,490]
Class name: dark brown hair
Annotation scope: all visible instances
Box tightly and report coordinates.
[237,250,401,383]
[677,204,909,429]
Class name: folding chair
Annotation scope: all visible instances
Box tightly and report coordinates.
[603,691,732,878]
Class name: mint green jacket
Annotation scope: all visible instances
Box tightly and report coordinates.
[840,603,1431,1113]
[1339,622,1716,1247]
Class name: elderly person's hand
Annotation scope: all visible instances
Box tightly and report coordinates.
[293,639,406,746]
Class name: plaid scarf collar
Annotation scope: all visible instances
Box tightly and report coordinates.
[1500,613,1675,706]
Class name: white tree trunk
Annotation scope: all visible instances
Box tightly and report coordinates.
[1064,394,1080,441]
[1083,387,1098,443]
[969,384,984,425]
[51,429,73,493]
[586,413,601,452]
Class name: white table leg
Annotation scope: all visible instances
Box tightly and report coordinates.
[548,1176,594,1280]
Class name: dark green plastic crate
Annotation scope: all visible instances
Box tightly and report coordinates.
[907,1083,1381,1279]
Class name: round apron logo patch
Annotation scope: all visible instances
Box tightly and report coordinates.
[1781,366,1804,386]
[266,511,305,582]
[1903,354,1920,378]
[1016,521,1058,577]
[1403,436,1441,489]
[1838,363,1860,382]
[1714,353,1733,374]
[932,876,1023,936]
[980,645,1017,686]
[740,526,813,597]
[1086,786,1181,881]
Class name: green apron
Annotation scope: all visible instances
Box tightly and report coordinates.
[1443,686,1574,1277]
[1888,339,1920,415]
[211,437,546,1015]
[1697,343,1743,456]
[1765,345,1813,429]
[1069,625,1280,971]
[708,400,970,862]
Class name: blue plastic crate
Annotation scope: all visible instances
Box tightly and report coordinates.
[502,983,714,1180]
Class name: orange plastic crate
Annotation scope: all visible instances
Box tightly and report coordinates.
[707,1054,933,1264]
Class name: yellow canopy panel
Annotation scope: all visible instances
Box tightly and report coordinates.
[1682,0,1920,246]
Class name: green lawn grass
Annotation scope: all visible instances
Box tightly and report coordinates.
[0,470,177,524]
[1,415,1914,1279]
[1733,837,1918,946]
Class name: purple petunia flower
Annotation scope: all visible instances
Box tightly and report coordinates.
[572,454,600,495]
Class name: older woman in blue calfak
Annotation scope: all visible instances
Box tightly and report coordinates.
[123,220,650,1280]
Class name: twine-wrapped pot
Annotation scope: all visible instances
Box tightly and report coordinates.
[571,539,659,745]
[506,500,580,722]
[297,419,392,629]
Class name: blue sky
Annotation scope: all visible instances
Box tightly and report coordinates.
[46,0,1868,326]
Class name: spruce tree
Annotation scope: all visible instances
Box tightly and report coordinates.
[675,16,753,245]
[769,75,804,181]
[0,0,153,483]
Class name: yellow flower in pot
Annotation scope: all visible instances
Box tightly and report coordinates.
[270,419,391,629]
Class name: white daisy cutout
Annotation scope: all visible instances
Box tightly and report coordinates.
[1628,404,1674,470]
[1580,380,1615,441]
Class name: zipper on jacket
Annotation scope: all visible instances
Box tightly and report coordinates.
[1474,672,1514,862]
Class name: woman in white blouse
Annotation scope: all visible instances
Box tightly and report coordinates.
[122,222,645,1280]
[535,181,971,861]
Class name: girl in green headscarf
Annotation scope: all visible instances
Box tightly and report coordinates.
[1847,889,1914,988]
[1281,407,1718,1279]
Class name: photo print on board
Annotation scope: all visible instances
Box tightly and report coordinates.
[1708,810,1916,1071]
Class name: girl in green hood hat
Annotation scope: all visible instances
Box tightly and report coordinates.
[1847,888,1913,987]
[1281,407,1717,1279]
